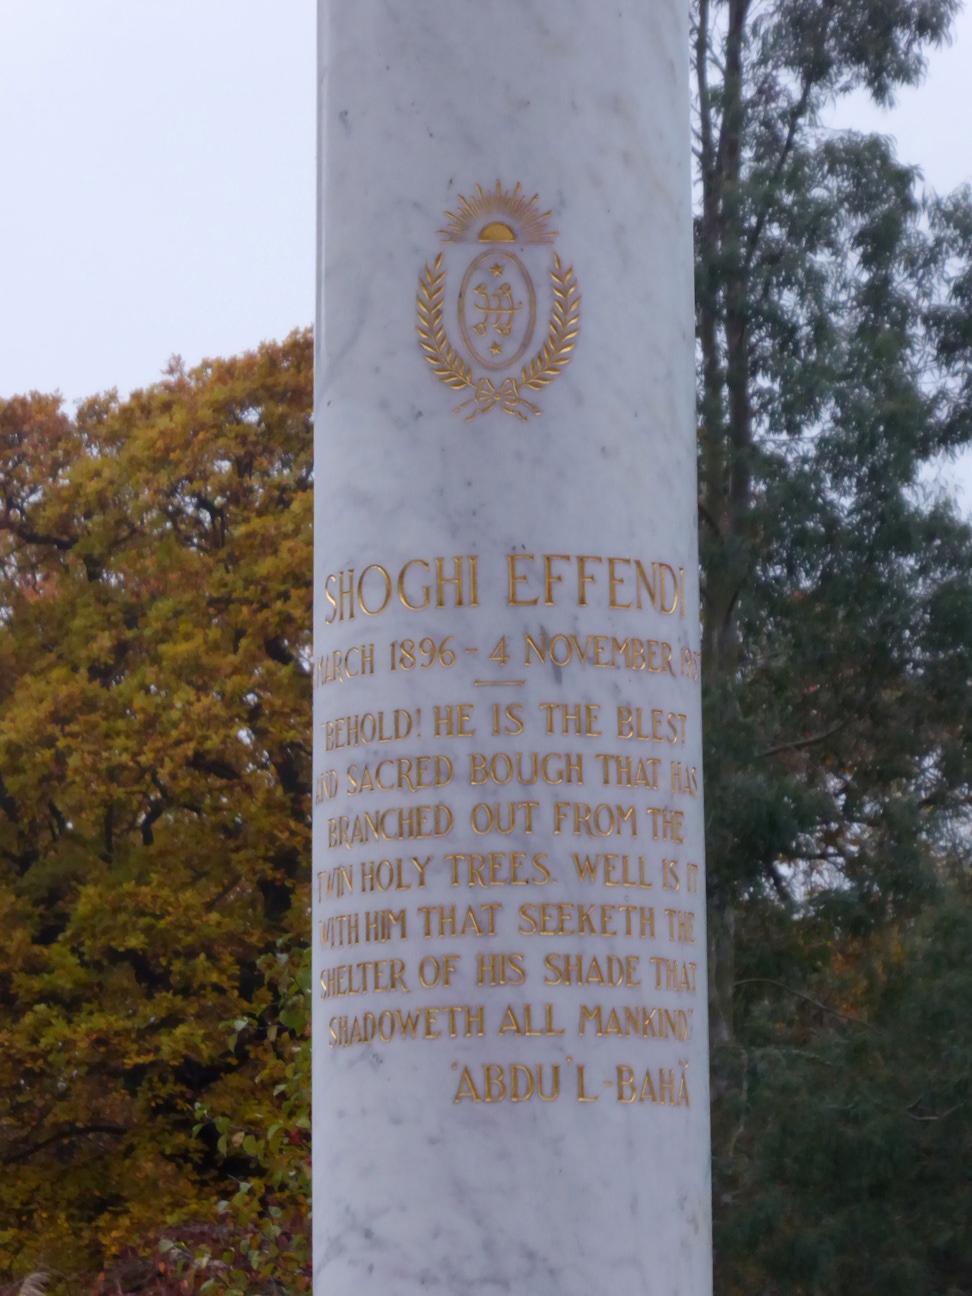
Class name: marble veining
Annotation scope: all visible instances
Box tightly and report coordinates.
[314,2,711,1293]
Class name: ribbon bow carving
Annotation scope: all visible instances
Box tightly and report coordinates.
[455,377,541,422]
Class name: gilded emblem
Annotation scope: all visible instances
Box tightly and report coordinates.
[417,182,581,421]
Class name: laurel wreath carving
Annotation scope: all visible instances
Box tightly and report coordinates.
[416,251,581,421]
[416,253,474,392]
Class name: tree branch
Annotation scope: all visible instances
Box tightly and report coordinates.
[735,977,874,1028]
[758,720,848,758]
[1,1123,128,1165]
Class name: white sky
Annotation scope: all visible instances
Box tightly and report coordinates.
[0,0,316,407]
[1,0,970,506]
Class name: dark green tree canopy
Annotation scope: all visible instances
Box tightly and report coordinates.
[696,0,972,930]
[694,1,972,1290]
[0,5,970,1293]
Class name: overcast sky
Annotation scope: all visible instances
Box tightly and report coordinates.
[1,0,970,504]
[0,1,316,407]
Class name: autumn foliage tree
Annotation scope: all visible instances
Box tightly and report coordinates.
[0,333,313,1288]
[4,3,972,1289]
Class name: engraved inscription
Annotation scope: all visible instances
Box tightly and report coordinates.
[315,536,704,1111]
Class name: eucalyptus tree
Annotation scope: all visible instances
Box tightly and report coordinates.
[694,2,972,1288]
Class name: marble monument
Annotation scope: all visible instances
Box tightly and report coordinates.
[313,1,711,1291]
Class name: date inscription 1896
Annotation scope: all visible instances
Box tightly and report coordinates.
[316,546,701,1107]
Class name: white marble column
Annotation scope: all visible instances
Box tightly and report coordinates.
[313,2,711,1292]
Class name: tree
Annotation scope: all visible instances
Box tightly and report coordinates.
[693,1,972,1288]
[0,333,313,1287]
[4,3,972,1287]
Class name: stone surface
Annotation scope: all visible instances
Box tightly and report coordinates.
[313,2,711,1292]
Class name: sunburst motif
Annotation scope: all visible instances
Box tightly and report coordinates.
[439,181,557,245]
